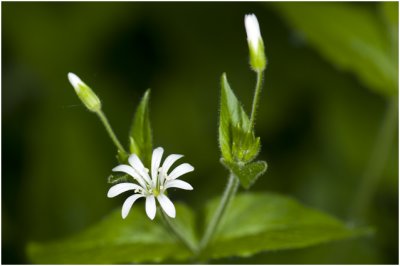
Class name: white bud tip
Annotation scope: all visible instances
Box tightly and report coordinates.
[245,14,262,50]
[68,72,83,90]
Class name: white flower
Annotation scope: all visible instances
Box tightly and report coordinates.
[244,14,266,72]
[107,147,194,220]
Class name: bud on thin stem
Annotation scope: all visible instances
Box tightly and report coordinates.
[67,72,127,159]
[245,14,266,72]
[68,72,102,112]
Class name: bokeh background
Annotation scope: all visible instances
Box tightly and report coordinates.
[2,2,398,264]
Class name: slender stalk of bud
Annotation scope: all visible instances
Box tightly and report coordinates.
[245,14,266,72]
[67,73,128,158]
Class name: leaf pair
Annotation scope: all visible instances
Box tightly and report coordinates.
[219,73,267,188]
[27,192,371,263]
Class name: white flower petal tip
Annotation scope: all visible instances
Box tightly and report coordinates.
[107,183,141,198]
[168,163,194,180]
[121,194,143,219]
[164,180,193,190]
[107,147,194,220]
[146,196,157,220]
[158,194,176,218]
[67,72,83,90]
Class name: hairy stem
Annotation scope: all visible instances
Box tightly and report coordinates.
[96,110,128,156]
[350,98,397,222]
[198,173,239,254]
[160,209,198,254]
[249,70,264,129]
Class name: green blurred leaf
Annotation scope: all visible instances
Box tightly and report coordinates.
[27,203,196,264]
[219,73,260,163]
[129,89,153,167]
[381,2,398,31]
[221,159,267,189]
[274,2,397,97]
[203,193,371,260]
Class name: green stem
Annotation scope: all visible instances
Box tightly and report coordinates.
[198,173,239,254]
[160,209,198,254]
[249,70,264,129]
[96,110,128,156]
[350,98,397,222]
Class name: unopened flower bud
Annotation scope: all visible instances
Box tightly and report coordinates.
[68,72,101,112]
[245,14,266,72]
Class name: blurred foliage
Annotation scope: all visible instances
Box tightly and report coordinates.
[28,203,196,264]
[28,192,368,263]
[273,2,398,97]
[2,2,398,264]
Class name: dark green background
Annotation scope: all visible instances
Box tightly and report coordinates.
[2,2,398,264]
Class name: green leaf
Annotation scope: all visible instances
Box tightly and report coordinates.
[273,2,397,97]
[219,73,259,163]
[221,159,267,189]
[27,203,197,264]
[129,89,153,167]
[202,192,371,260]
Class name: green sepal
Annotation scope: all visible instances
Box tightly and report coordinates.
[219,73,260,163]
[129,89,153,167]
[221,158,267,189]
[107,173,130,184]
[248,39,267,72]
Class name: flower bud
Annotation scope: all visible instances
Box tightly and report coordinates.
[244,14,266,72]
[68,72,101,112]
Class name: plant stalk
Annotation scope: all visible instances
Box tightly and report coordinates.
[249,70,264,129]
[160,209,198,254]
[350,98,397,222]
[96,110,128,156]
[198,173,239,253]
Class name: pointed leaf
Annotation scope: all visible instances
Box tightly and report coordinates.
[27,203,197,264]
[202,192,372,260]
[221,159,267,189]
[129,89,152,167]
[219,73,259,163]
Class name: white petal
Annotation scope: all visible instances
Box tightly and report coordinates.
[157,194,176,218]
[128,154,152,184]
[145,195,157,220]
[121,194,144,219]
[245,14,261,50]
[164,180,193,190]
[168,163,194,180]
[161,154,183,174]
[112,165,147,188]
[107,183,142,198]
[151,147,164,184]
[67,72,83,90]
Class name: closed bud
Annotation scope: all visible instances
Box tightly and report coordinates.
[68,72,101,112]
[244,14,266,72]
